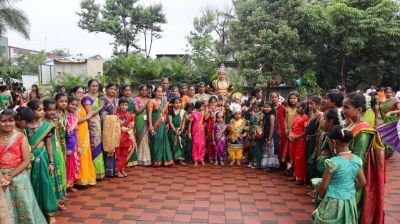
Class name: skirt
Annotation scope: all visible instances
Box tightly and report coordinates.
[313,196,358,224]
[261,142,280,168]
[2,169,47,224]
[102,115,121,177]
[0,183,12,224]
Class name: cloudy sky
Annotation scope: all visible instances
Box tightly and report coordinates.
[7,0,232,58]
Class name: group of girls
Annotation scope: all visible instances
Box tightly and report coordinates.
[276,90,387,224]
[0,77,394,224]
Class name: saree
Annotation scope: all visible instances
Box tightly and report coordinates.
[348,121,385,224]
[274,104,287,164]
[150,99,174,166]
[290,115,309,181]
[116,111,135,171]
[66,113,80,188]
[55,111,67,190]
[0,132,46,224]
[305,114,321,183]
[76,104,96,186]
[49,122,66,201]
[82,95,105,179]
[168,110,185,161]
[126,97,138,167]
[26,120,58,216]
[191,111,206,162]
[379,97,398,123]
[134,97,152,166]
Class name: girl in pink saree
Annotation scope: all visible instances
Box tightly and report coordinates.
[188,101,206,165]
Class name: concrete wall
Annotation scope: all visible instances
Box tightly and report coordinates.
[86,58,103,78]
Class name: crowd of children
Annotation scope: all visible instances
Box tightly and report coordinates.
[0,76,395,224]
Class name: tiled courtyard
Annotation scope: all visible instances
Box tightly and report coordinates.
[57,152,400,224]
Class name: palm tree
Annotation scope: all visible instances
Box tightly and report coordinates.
[0,0,30,39]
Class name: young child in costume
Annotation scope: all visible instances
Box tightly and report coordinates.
[227,108,249,166]
[188,101,206,166]
[65,97,80,190]
[249,102,264,168]
[115,98,135,177]
[261,101,280,170]
[168,97,186,164]
[212,112,227,165]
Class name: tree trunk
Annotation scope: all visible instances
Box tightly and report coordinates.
[125,44,129,56]
[148,30,154,58]
[144,30,148,58]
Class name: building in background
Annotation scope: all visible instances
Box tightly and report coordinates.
[39,55,103,84]
[0,37,40,60]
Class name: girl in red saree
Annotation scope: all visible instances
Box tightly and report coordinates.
[343,92,385,224]
[288,102,309,185]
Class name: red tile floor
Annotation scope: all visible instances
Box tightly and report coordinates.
[58,152,400,224]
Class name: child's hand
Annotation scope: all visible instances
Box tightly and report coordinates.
[188,133,192,139]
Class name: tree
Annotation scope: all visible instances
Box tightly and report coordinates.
[13,51,46,75]
[303,0,400,89]
[0,0,30,38]
[138,4,166,58]
[77,0,166,56]
[186,5,237,84]
[230,0,314,85]
[47,49,69,57]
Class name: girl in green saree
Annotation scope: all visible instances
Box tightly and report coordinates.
[134,85,152,166]
[26,100,58,224]
[43,99,67,211]
[168,97,186,164]
[148,86,174,167]
[343,92,385,224]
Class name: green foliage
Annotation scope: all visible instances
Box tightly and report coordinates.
[231,0,314,83]
[0,0,30,38]
[104,54,192,86]
[13,51,46,75]
[49,74,89,95]
[0,57,22,80]
[77,0,166,56]
[296,70,322,96]
[186,5,237,83]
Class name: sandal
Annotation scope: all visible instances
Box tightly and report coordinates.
[117,172,124,178]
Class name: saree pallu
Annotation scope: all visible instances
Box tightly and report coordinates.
[377,120,400,156]
[88,114,105,179]
[168,111,184,161]
[2,169,47,224]
[150,101,174,166]
[348,122,385,224]
[135,109,152,166]
[30,146,58,216]
[50,128,66,201]
[76,106,96,186]
[102,115,121,177]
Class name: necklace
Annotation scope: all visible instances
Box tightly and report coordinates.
[0,130,14,141]
[338,151,352,156]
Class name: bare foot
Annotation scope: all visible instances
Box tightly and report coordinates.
[214,161,218,166]
[229,160,235,166]
[49,216,56,224]
[117,172,124,178]
[220,161,224,166]
[201,161,206,166]
[122,171,128,177]
[236,160,241,166]
[194,161,198,166]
